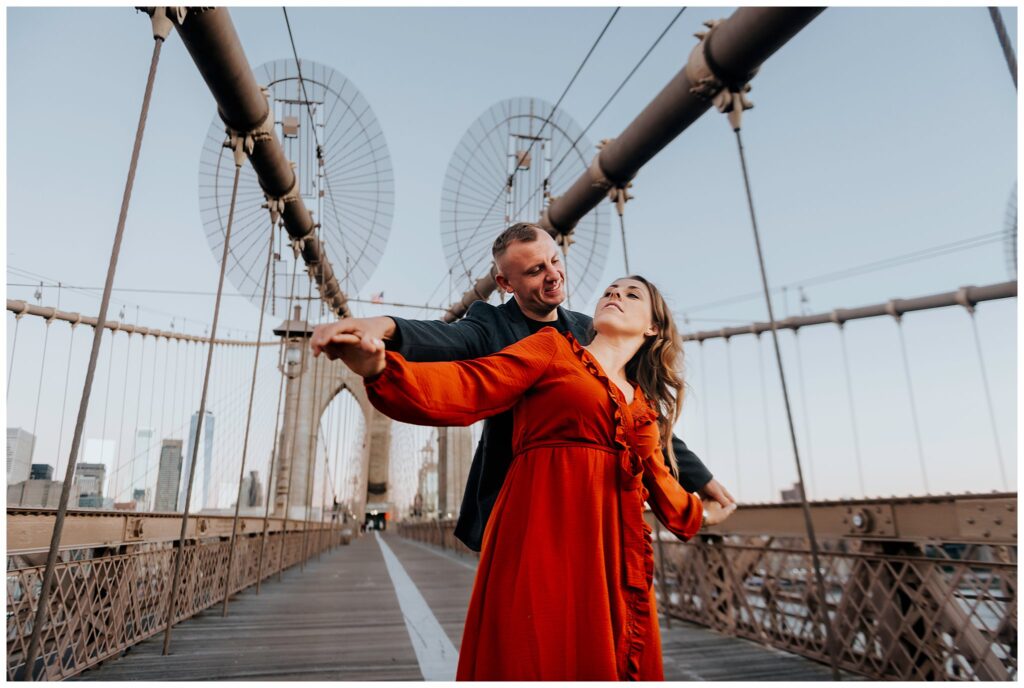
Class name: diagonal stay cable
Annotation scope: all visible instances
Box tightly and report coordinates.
[21,19,169,681]
[987,7,1017,90]
[507,7,687,227]
[732,123,843,680]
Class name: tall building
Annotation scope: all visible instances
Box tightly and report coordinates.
[180,411,214,511]
[7,428,35,485]
[155,440,184,512]
[74,462,107,503]
[30,464,54,481]
[133,487,152,512]
[130,427,154,502]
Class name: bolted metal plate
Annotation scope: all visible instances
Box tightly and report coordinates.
[956,498,1016,543]
[842,504,896,537]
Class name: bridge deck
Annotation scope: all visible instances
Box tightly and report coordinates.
[75,533,856,681]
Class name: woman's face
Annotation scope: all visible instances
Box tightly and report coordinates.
[592,278,656,338]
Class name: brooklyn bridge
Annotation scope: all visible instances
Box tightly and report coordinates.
[5,6,1017,681]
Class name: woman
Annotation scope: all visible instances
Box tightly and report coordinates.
[335,276,735,680]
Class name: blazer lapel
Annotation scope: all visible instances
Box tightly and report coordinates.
[501,298,532,342]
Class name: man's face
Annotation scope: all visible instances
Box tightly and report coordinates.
[494,231,566,320]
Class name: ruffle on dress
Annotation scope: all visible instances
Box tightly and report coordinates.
[564,332,662,681]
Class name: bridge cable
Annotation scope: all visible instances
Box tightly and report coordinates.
[724,337,742,500]
[726,100,843,678]
[55,312,79,481]
[892,316,930,493]
[987,7,1017,91]
[965,307,1008,489]
[277,274,315,580]
[300,320,325,571]
[515,7,688,222]
[7,306,26,400]
[256,218,299,595]
[162,136,244,656]
[29,303,56,472]
[223,220,277,616]
[756,333,776,499]
[791,331,816,498]
[22,16,170,679]
[125,311,147,505]
[836,324,867,496]
[112,327,135,500]
[455,7,620,281]
[697,339,712,461]
[100,330,116,468]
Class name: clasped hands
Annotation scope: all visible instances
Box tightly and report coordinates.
[310,317,389,377]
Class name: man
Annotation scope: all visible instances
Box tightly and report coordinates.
[311,222,735,550]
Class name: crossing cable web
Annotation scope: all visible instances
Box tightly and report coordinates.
[441,8,619,298]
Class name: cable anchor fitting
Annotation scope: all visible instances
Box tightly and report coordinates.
[686,19,756,131]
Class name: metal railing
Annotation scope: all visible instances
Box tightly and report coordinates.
[6,508,350,681]
[397,493,1017,681]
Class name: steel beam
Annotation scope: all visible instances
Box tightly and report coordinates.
[157,8,349,316]
[684,280,1018,342]
[443,7,824,321]
[6,507,312,555]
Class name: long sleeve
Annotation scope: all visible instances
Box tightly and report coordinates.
[671,434,713,493]
[643,445,703,541]
[365,328,559,427]
[389,301,500,362]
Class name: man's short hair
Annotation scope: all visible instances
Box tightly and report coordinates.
[492,222,544,261]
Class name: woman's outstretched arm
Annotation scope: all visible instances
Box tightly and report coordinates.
[362,328,561,427]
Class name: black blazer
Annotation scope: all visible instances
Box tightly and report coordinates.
[389,297,713,551]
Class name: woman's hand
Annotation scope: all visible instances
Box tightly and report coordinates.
[313,333,386,378]
[702,500,737,527]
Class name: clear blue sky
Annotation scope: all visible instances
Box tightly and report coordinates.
[5,6,1018,505]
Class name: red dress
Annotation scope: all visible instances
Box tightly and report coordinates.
[365,327,703,680]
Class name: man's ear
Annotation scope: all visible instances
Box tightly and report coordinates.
[495,272,514,294]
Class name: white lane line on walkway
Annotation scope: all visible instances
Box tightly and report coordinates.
[400,536,478,572]
[375,532,458,681]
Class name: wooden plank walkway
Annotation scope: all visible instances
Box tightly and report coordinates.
[75,532,858,681]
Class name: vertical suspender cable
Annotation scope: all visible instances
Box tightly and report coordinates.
[30,315,54,463]
[55,320,79,482]
[256,232,298,594]
[127,317,146,504]
[113,332,134,500]
[988,7,1018,90]
[893,318,930,493]
[100,330,116,463]
[256,229,296,589]
[162,138,243,656]
[21,16,169,679]
[724,337,741,500]
[278,276,314,579]
[7,308,25,400]
[222,225,275,616]
[836,324,866,496]
[300,300,324,570]
[698,341,712,460]
[792,331,816,498]
[756,333,776,499]
[732,125,842,680]
[966,309,1008,489]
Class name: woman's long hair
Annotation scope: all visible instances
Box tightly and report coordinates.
[622,275,686,477]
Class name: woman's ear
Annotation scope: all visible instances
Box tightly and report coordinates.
[644,324,659,337]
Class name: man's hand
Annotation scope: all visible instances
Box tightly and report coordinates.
[315,333,386,378]
[311,317,395,360]
[699,478,735,509]
[703,500,737,527]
